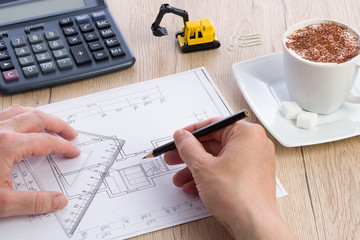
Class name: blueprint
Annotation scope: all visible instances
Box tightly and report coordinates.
[0,67,287,239]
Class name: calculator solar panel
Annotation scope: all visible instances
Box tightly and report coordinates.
[0,0,135,94]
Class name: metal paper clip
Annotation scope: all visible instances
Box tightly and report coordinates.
[227,33,262,50]
[238,39,263,47]
[237,33,262,40]
[227,34,238,51]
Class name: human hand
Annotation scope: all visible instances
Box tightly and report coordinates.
[0,105,80,217]
[164,118,296,239]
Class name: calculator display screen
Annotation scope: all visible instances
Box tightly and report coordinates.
[0,0,87,25]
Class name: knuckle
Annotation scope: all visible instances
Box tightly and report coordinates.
[9,104,25,112]
[33,192,46,214]
[0,194,14,216]
[0,131,16,144]
[30,108,45,120]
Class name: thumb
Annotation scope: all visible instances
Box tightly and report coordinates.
[173,129,211,170]
[0,189,68,217]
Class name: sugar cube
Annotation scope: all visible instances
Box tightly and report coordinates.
[280,101,303,119]
[296,111,318,129]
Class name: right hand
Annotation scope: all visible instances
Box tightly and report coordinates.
[164,118,297,239]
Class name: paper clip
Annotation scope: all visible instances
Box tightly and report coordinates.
[227,34,238,51]
[238,38,263,47]
[227,33,262,50]
[237,33,262,40]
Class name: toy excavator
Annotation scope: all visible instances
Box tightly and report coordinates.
[151,4,221,53]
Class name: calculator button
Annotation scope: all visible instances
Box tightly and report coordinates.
[93,50,108,61]
[105,37,120,48]
[53,49,69,59]
[45,30,60,41]
[100,28,115,38]
[0,41,6,51]
[96,19,110,29]
[11,37,26,48]
[79,23,94,33]
[28,33,43,44]
[22,65,39,78]
[49,39,64,50]
[84,32,99,42]
[57,58,73,70]
[91,11,106,21]
[88,41,104,51]
[59,17,73,27]
[15,47,30,57]
[109,46,125,57]
[0,60,14,71]
[75,14,90,24]
[0,50,11,61]
[70,44,92,65]
[3,69,19,82]
[63,26,78,36]
[18,55,35,67]
[40,61,56,74]
[31,43,47,54]
[35,52,51,63]
[67,35,82,46]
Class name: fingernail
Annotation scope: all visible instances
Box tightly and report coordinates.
[54,194,68,210]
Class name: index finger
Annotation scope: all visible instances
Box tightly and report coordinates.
[1,109,77,140]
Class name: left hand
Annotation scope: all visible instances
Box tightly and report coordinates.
[0,105,80,217]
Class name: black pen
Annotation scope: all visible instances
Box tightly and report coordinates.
[143,109,249,159]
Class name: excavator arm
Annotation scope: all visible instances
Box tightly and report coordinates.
[151,3,189,37]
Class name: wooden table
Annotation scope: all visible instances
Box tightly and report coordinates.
[2,0,360,239]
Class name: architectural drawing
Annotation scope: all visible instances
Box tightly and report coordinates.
[1,68,287,240]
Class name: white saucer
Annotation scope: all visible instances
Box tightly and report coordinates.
[232,52,360,147]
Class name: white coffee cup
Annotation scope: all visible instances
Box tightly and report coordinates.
[283,19,360,114]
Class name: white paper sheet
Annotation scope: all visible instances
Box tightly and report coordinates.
[0,67,287,239]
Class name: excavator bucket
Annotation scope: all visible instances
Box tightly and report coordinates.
[151,25,168,37]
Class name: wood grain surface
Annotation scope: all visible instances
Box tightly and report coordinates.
[1,0,360,239]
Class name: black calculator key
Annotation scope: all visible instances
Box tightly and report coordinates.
[91,11,106,21]
[100,28,115,38]
[15,47,30,57]
[0,50,11,61]
[57,58,73,70]
[22,65,39,78]
[28,33,43,44]
[45,30,60,41]
[67,35,82,46]
[31,43,47,54]
[59,17,73,27]
[53,49,69,59]
[63,26,78,36]
[11,37,26,48]
[40,61,56,74]
[0,41,7,51]
[95,19,110,29]
[93,50,108,61]
[79,23,94,33]
[18,55,34,67]
[36,52,51,63]
[109,46,125,57]
[70,44,92,65]
[0,60,14,71]
[105,37,120,48]
[84,32,99,42]
[49,39,64,50]
[88,41,104,51]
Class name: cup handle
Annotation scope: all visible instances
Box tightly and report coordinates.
[346,62,360,103]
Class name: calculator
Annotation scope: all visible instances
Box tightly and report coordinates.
[0,0,135,94]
